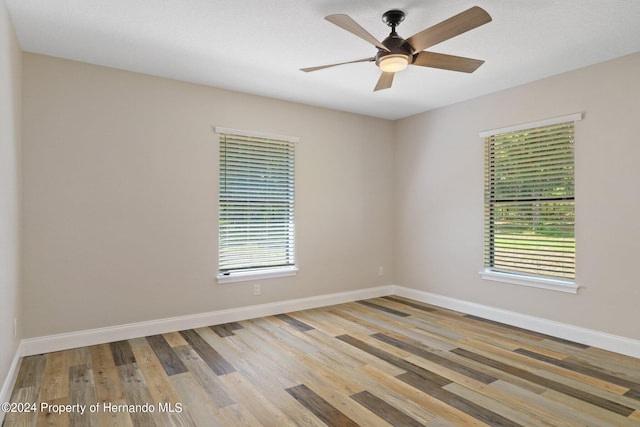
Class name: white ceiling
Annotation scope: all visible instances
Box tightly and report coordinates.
[6,0,640,120]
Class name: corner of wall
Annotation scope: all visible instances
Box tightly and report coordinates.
[0,1,23,414]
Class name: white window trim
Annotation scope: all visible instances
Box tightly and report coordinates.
[217,266,298,284]
[480,112,583,294]
[479,113,583,138]
[480,269,578,294]
[213,126,300,143]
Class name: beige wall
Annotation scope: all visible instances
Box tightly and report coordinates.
[395,51,640,340]
[21,54,395,337]
[19,47,640,343]
[0,0,22,387]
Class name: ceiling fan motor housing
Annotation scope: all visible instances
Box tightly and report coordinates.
[375,32,413,68]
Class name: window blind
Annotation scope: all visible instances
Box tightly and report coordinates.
[219,132,295,274]
[484,121,575,280]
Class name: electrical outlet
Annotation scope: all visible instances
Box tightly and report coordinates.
[378,266,384,276]
[253,283,261,296]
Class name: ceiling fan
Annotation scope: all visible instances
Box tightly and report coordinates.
[301,6,492,91]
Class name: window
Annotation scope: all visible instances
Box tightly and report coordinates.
[481,114,581,292]
[216,127,297,283]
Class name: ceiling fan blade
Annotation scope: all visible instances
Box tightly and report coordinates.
[374,72,395,91]
[300,57,375,73]
[325,14,390,52]
[413,51,484,73]
[404,6,492,53]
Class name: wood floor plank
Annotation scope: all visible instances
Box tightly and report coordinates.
[626,389,640,401]
[325,306,381,335]
[253,317,318,354]
[286,384,360,427]
[274,313,315,331]
[209,322,243,337]
[382,295,438,312]
[192,328,255,369]
[427,417,459,426]
[130,342,197,427]
[178,329,235,376]
[91,362,125,404]
[36,396,70,427]
[285,309,350,336]
[109,340,137,366]
[215,403,266,427]
[4,386,40,427]
[162,332,189,348]
[38,351,69,402]
[116,362,166,427]
[89,343,117,377]
[218,371,298,426]
[14,354,46,389]
[88,343,134,427]
[68,364,99,426]
[220,324,307,387]
[66,347,92,369]
[172,344,235,408]
[169,373,226,427]
[92,400,135,427]
[351,390,424,427]
[145,334,188,376]
[356,300,411,317]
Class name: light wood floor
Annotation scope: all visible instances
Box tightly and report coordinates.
[4,296,640,426]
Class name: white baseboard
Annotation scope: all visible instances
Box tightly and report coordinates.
[0,344,23,426]
[393,285,640,359]
[15,284,640,360]
[19,285,395,357]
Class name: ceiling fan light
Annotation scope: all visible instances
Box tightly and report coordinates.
[379,54,409,72]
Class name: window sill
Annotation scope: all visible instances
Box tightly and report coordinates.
[217,266,298,284]
[479,269,578,294]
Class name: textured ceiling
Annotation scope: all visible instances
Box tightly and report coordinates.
[6,0,640,119]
